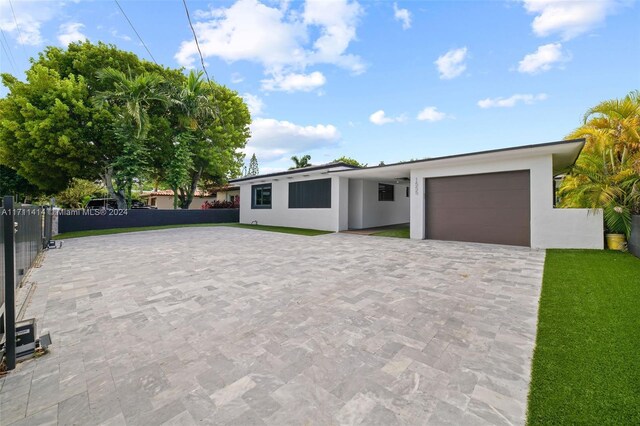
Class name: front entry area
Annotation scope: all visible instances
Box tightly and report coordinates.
[425,170,531,246]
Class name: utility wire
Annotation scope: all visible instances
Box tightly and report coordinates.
[7,0,28,61]
[114,0,158,64]
[181,0,224,128]
[0,28,18,74]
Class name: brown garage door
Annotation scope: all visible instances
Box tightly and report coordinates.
[425,170,530,246]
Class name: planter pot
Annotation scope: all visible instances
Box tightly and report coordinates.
[605,233,627,251]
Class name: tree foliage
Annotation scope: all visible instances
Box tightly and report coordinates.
[0,165,41,202]
[290,154,312,169]
[0,42,250,210]
[247,153,259,176]
[55,178,104,209]
[560,91,640,236]
[334,156,366,167]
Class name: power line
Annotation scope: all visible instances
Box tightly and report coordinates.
[113,0,158,64]
[0,28,18,74]
[7,0,28,61]
[181,0,224,127]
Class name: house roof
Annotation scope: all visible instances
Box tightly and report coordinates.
[140,185,239,198]
[329,138,586,180]
[229,162,361,184]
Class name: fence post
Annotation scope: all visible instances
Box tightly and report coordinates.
[2,196,16,370]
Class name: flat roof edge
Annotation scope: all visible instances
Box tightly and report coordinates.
[329,138,585,174]
[230,162,360,183]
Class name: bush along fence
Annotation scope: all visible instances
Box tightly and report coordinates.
[630,215,640,258]
[1,196,51,370]
[56,208,239,234]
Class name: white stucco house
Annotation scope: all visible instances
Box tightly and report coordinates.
[230,139,603,249]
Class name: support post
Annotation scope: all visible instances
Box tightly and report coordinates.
[3,196,16,370]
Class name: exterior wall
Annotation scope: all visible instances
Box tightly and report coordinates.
[215,190,240,202]
[409,154,603,249]
[239,174,348,232]
[348,179,409,229]
[148,195,218,210]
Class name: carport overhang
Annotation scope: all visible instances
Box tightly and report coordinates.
[329,138,585,181]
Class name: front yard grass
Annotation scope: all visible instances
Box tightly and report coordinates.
[54,223,332,239]
[370,227,410,238]
[527,249,640,425]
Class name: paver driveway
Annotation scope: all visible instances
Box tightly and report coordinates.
[0,227,545,425]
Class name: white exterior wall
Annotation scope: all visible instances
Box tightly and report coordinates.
[239,174,348,232]
[409,154,603,249]
[348,179,409,229]
[148,196,219,210]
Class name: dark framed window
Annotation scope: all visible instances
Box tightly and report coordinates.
[406,187,410,197]
[251,183,272,209]
[289,178,331,208]
[378,183,394,201]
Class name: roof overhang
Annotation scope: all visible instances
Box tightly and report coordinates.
[230,163,359,184]
[330,139,585,180]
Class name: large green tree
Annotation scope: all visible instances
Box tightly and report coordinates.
[0,42,181,201]
[166,71,250,209]
[93,68,170,208]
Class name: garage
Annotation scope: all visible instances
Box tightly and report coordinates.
[425,170,531,246]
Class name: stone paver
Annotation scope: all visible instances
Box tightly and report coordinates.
[0,227,545,425]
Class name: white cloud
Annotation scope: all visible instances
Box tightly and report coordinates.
[246,117,340,161]
[110,29,131,42]
[261,71,326,92]
[230,72,244,83]
[435,47,468,80]
[393,2,411,30]
[57,22,88,46]
[0,0,58,45]
[369,110,406,125]
[522,0,621,40]
[518,42,569,74]
[242,93,265,116]
[175,0,364,91]
[417,106,447,122]
[478,93,548,109]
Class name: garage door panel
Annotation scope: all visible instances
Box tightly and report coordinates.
[425,170,530,246]
[428,190,530,210]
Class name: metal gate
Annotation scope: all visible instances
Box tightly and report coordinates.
[1,196,49,370]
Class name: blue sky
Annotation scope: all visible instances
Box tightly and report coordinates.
[1,0,639,174]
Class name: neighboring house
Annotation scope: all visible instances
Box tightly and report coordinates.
[140,186,239,209]
[230,139,603,249]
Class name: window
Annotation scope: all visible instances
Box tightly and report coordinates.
[251,183,272,209]
[406,187,410,197]
[289,178,331,208]
[378,183,394,201]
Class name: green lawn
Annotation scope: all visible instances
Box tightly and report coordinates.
[527,249,640,425]
[370,227,410,238]
[54,223,332,239]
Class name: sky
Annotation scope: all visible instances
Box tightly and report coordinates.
[0,0,639,174]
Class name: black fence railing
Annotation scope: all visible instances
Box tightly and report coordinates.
[58,208,239,234]
[1,199,47,333]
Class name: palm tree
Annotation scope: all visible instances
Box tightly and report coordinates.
[170,70,218,209]
[559,91,640,239]
[290,154,311,170]
[559,146,639,237]
[94,68,169,208]
[568,90,640,172]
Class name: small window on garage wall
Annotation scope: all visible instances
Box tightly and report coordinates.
[251,183,272,209]
[289,178,331,208]
[406,187,409,197]
[378,183,394,201]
